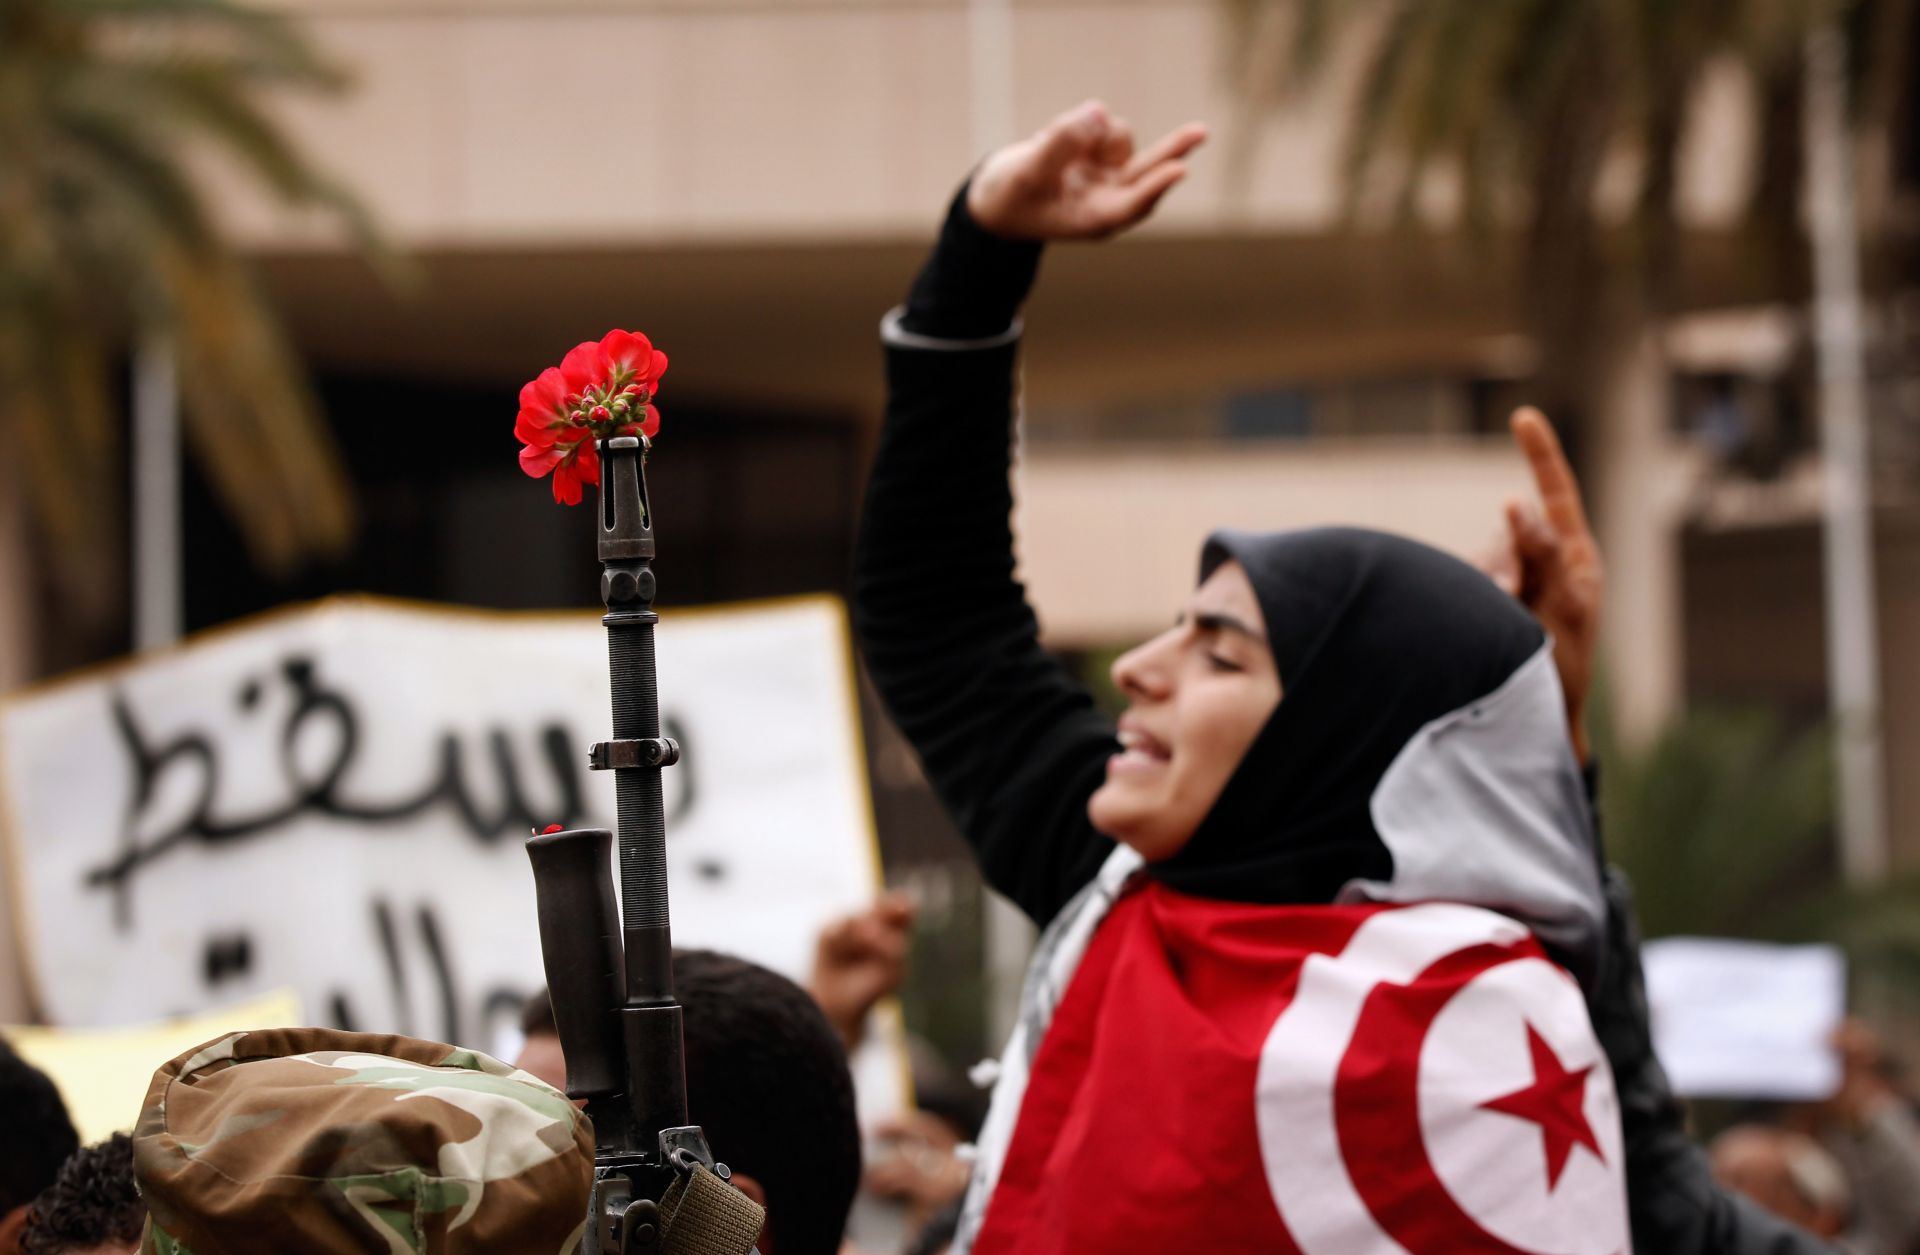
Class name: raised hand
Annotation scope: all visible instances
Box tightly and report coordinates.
[807,891,916,1051]
[967,100,1207,242]
[863,1110,971,1223]
[1481,407,1604,763]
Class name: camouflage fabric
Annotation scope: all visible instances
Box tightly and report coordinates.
[132,1027,592,1255]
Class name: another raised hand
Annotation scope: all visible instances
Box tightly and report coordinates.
[808,891,916,1052]
[967,100,1207,242]
[862,1110,971,1226]
[1481,407,1604,763]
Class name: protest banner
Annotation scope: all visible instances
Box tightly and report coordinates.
[3,988,303,1141]
[0,594,905,1118]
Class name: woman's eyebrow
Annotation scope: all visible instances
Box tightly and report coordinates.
[1191,611,1261,639]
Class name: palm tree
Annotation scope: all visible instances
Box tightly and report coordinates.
[1223,0,1914,435]
[1595,699,1920,988]
[0,0,391,628]
[1599,703,1834,941]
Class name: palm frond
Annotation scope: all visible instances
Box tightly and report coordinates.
[1341,0,1423,211]
[1229,0,1873,290]
[1621,711,1834,937]
[1590,696,1920,985]
[62,56,410,280]
[49,0,347,86]
[1285,0,1345,86]
[0,290,122,620]
[1225,0,1354,100]
[48,104,223,258]
[0,0,395,631]
[159,248,355,568]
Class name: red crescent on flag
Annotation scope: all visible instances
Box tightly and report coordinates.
[1339,944,1563,1253]
[1257,903,1628,1255]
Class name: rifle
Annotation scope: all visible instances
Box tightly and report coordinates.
[526,434,764,1255]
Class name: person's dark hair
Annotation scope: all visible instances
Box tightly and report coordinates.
[22,1134,144,1255]
[520,988,557,1039]
[0,1038,79,1217]
[676,949,861,1255]
[518,952,861,1254]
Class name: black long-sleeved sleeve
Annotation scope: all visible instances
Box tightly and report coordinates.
[1592,870,1839,1255]
[853,189,1117,927]
[1582,764,1837,1255]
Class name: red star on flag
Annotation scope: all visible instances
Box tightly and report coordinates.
[1480,1022,1605,1190]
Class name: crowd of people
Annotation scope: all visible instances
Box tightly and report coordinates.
[7,929,1920,1254]
[1,99,1910,1254]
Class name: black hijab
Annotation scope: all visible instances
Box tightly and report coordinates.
[1151,527,1605,977]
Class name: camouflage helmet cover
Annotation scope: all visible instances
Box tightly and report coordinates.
[132,1027,592,1255]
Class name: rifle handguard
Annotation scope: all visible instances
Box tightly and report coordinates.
[525,827,627,1114]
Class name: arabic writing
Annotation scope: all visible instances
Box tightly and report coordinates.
[89,655,693,928]
[320,898,526,1047]
[1,597,886,1092]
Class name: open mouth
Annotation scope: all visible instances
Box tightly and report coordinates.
[1111,721,1171,774]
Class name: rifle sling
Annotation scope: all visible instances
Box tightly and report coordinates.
[659,1163,766,1255]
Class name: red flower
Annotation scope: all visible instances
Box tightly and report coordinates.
[559,340,605,395]
[600,330,669,395]
[549,437,599,506]
[515,369,574,450]
[515,329,666,504]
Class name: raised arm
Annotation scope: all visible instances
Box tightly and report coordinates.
[1484,409,1837,1255]
[853,103,1204,926]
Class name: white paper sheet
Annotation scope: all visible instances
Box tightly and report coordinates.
[1643,937,1846,1101]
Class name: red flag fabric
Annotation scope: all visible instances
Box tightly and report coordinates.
[971,885,1629,1254]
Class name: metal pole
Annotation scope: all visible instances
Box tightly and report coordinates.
[1804,24,1888,883]
[132,332,181,652]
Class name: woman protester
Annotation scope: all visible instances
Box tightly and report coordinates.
[854,99,1832,1255]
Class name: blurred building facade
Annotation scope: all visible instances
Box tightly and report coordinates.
[2,0,1918,1028]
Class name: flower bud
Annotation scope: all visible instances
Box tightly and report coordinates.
[622,384,643,396]
[591,405,612,423]
[612,397,631,415]
[570,409,587,425]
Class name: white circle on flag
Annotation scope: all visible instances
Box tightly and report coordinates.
[1417,957,1628,1255]
[1256,904,1630,1255]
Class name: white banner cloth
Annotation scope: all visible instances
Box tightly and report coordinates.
[0,595,904,1116]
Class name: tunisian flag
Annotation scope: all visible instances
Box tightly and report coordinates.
[968,885,1629,1255]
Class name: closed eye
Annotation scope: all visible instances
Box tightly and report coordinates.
[1192,611,1262,642]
